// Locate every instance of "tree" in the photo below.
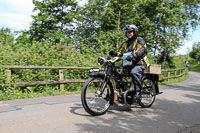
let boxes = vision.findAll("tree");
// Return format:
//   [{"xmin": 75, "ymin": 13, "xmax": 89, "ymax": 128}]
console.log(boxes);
[
  {"xmin": 0, "ymin": 27, "xmax": 14, "ymax": 46},
  {"xmin": 14, "ymin": 30, "xmax": 32, "ymax": 48},
  {"xmin": 134, "ymin": 0, "xmax": 200, "ymax": 63},
  {"xmin": 27, "ymin": 0, "xmax": 200, "ymax": 66},
  {"xmin": 75, "ymin": 0, "xmax": 137, "ymax": 53},
  {"xmin": 30, "ymin": 0, "xmax": 80, "ymax": 43},
  {"xmin": 77, "ymin": 0, "xmax": 200, "ymax": 64},
  {"xmin": 189, "ymin": 42, "xmax": 200, "ymax": 61}
]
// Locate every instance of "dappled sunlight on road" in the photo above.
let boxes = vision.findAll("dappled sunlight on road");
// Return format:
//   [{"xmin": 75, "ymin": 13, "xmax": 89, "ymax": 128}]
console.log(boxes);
[{"xmin": 159, "ymin": 89, "xmax": 200, "ymax": 104}]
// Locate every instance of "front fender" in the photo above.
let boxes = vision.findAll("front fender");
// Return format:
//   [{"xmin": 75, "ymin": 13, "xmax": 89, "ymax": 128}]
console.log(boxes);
[{"xmin": 89, "ymin": 73, "xmax": 106, "ymax": 79}]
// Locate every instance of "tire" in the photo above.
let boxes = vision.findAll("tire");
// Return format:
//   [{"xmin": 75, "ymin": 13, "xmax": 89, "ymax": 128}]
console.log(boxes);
[
  {"xmin": 138, "ymin": 78, "xmax": 156, "ymax": 108},
  {"xmin": 81, "ymin": 77, "xmax": 114, "ymax": 116}
]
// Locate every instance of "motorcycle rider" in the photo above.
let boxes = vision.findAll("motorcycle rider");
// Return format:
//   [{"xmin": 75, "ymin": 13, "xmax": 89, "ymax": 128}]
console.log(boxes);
[{"xmin": 118, "ymin": 24, "xmax": 150, "ymax": 100}]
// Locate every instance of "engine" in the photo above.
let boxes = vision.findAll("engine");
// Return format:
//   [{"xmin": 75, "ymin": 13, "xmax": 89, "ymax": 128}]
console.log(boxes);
[{"xmin": 123, "ymin": 90, "xmax": 136, "ymax": 105}]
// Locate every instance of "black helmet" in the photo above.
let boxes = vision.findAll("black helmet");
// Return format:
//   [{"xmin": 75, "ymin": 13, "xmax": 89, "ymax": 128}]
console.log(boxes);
[{"xmin": 124, "ymin": 24, "xmax": 138, "ymax": 37}]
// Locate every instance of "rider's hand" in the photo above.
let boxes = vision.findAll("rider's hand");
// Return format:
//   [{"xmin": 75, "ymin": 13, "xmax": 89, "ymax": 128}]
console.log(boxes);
[
  {"xmin": 126, "ymin": 55, "xmax": 133, "ymax": 61},
  {"xmin": 126, "ymin": 53, "xmax": 137, "ymax": 61},
  {"xmin": 109, "ymin": 51, "xmax": 117, "ymax": 57}
]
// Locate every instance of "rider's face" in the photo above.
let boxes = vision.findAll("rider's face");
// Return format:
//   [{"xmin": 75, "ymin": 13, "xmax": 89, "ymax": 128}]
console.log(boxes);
[{"xmin": 126, "ymin": 31, "xmax": 134, "ymax": 38}]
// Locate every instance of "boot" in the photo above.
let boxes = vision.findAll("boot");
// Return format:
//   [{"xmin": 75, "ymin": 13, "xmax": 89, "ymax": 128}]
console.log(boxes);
[{"xmin": 133, "ymin": 91, "xmax": 141, "ymax": 101}]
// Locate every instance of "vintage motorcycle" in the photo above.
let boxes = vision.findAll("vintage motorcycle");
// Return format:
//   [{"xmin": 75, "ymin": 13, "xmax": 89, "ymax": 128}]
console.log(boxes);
[{"xmin": 81, "ymin": 52, "xmax": 161, "ymax": 116}]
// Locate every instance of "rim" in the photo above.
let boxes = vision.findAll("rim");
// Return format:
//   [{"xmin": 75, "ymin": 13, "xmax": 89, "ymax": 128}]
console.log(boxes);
[
  {"xmin": 85, "ymin": 78, "xmax": 111, "ymax": 113},
  {"xmin": 140, "ymin": 79, "xmax": 155, "ymax": 105},
  {"xmin": 140, "ymin": 87, "xmax": 155, "ymax": 105}
]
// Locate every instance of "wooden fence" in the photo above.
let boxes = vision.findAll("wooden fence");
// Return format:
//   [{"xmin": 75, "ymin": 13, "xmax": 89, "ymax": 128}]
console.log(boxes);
[
  {"xmin": 1, "ymin": 65, "xmax": 187, "ymax": 89},
  {"xmin": 159, "ymin": 68, "xmax": 186, "ymax": 81}
]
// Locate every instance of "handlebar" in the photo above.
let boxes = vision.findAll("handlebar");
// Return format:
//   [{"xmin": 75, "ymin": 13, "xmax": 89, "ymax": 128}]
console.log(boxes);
[{"xmin": 98, "ymin": 56, "xmax": 125, "ymax": 66}]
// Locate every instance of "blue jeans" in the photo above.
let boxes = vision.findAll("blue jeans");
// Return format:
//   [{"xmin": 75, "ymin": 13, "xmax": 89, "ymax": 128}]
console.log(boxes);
[{"xmin": 130, "ymin": 65, "xmax": 145, "ymax": 92}]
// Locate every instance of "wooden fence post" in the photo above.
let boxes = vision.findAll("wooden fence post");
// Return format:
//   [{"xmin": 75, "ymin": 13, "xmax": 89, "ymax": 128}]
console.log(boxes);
[
  {"xmin": 59, "ymin": 70, "xmax": 64, "ymax": 90},
  {"xmin": 182, "ymin": 69, "xmax": 185, "ymax": 77},
  {"xmin": 6, "ymin": 70, "xmax": 11, "ymax": 84},
  {"xmin": 175, "ymin": 70, "xmax": 177, "ymax": 77},
  {"xmin": 168, "ymin": 71, "xmax": 170, "ymax": 81}
]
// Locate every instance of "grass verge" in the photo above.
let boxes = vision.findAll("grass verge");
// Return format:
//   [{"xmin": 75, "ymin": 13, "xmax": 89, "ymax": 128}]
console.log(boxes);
[
  {"xmin": 190, "ymin": 64, "xmax": 200, "ymax": 72},
  {"xmin": 159, "ymin": 72, "xmax": 189, "ymax": 85},
  {"xmin": 0, "ymin": 88, "xmax": 81, "ymax": 101}
]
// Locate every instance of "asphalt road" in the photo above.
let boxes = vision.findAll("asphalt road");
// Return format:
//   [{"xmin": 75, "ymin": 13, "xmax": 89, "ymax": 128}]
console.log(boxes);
[{"xmin": 0, "ymin": 71, "xmax": 200, "ymax": 133}]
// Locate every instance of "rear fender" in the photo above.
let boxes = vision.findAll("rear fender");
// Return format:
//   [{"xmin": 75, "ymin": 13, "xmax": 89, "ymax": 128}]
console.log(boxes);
[{"xmin": 142, "ymin": 74, "xmax": 160, "ymax": 95}]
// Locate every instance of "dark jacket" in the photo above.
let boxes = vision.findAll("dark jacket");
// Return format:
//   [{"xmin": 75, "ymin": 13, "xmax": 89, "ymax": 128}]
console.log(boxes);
[{"xmin": 118, "ymin": 37, "xmax": 149, "ymax": 66}]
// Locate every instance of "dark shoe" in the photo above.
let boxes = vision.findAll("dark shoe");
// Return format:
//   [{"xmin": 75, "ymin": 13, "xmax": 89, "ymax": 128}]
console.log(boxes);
[
  {"xmin": 112, "ymin": 101, "xmax": 119, "ymax": 107},
  {"xmin": 133, "ymin": 92, "xmax": 141, "ymax": 101}
]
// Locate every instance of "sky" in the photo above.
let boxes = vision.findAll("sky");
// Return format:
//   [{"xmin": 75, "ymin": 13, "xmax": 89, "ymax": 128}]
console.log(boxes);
[{"xmin": 0, "ymin": 0, "xmax": 199, "ymax": 55}]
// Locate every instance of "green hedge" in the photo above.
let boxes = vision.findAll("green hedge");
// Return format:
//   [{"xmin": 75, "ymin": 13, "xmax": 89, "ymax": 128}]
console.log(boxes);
[{"xmin": 0, "ymin": 42, "xmax": 101, "ymax": 98}]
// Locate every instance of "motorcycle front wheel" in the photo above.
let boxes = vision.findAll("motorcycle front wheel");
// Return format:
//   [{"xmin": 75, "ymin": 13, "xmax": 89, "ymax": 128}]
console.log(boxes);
[{"xmin": 81, "ymin": 77, "xmax": 114, "ymax": 116}]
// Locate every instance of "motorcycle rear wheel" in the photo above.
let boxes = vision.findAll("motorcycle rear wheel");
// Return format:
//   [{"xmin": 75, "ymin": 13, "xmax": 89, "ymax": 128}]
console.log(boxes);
[
  {"xmin": 138, "ymin": 78, "xmax": 156, "ymax": 108},
  {"xmin": 81, "ymin": 77, "xmax": 113, "ymax": 116}
]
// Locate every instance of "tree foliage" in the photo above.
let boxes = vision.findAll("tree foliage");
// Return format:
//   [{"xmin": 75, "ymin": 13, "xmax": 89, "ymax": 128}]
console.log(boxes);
[
  {"xmin": 5, "ymin": 0, "xmax": 200, "ymax": 64},
  {"xmin": 76, "ymin": 0, "xmax": 200, "ymax": 64},
  {"xmin": 0, "ymin": 27, "xmax": 14, "ymax": 46},
  {"xmin": 189, "ymin": 42, "xmax": 200, "ymax": 61},
  {"xmin": 30, "ymin": 0, "xmax": 80, "ymax": 43},
  {"xmin": 23, "ymin": 0, "xmax": 200, "ymax": 61}
]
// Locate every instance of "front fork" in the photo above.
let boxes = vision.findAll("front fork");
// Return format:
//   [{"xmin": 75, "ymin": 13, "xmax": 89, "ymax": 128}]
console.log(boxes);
[
  {"xmin": 89, "ymin": 73, "xmax": 114, "ymax": 104},
  {"xmin": 99, "ymin": 74, "xmax": 111, "ymax": 96}
]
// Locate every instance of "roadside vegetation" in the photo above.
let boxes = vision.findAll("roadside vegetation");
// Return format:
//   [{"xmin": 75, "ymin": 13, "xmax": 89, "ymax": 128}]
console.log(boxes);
[
  {"xmin": 0, "ymin": 0, "xmax": 199, "ymax": 100},
  {"xmin": 189, "ymin": 42, "xmax": 200, "ymax": 72},
  {"xmin": 159, "ymin": 70, "xmax": 189, "ymax": 85},
  {"xmin": 190, "ymin": 64, "xmax": 200, "ymax": 72}
]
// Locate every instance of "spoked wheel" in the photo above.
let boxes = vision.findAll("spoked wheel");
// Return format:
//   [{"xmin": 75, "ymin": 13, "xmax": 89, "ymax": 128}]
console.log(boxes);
[
  {"xmin": 138, "ymin": 78, "xmax": 156, "ymax": 108},
  {"xmin": 81, "ymin": 77, "xmax": 114, "ymax": 116}
]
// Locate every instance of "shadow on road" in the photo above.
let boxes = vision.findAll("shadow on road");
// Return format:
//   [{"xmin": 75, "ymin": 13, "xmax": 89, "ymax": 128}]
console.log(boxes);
[
  {"xmin": 70, "ymin": 98, "xmax": 200, "ymax": 133},
  {"xmin": 69, "ymin": 87, "xmax": 200, "ymax": 133},
  {"xmin": 69, "ymin": 72, "xmax": 200, "ymax": 133},
  {"xmin": 70, "ymin": 103, "xmax": 92, "ymax": 117}
]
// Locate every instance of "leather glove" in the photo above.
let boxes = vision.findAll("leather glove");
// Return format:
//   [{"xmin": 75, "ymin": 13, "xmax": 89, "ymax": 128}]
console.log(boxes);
[
  {"xmin": 126, "ymin": 53, "xmax": 137, "ymax": 61},
  {"xmin": 126, "ymin": 55, "xmax": 133, "ymax": 61},
  {"xmin": 109, "ymin": 51, "xmax": 117, "ymax": 57}
]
